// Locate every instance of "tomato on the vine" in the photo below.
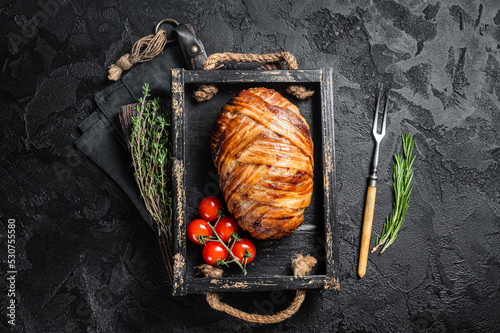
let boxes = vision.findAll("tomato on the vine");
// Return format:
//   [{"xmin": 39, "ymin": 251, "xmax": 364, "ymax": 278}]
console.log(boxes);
[
  {"xmin": 232, "ymin": 238, "xmax": 256, "ymax": 264},
  {"xmin": 215, "ymin": 216, "xmax": 239, "ymax": 242},
  {"xmin": 203, "ymin": 241, "xmax": 228, "ymax": 265},
  {"xmin": 187, "ymin": 219, "xmax": 213, "ymax": 245},
  {"xmin": 199, "ymin": 196, "xmax": 222, "ymax": 221}
]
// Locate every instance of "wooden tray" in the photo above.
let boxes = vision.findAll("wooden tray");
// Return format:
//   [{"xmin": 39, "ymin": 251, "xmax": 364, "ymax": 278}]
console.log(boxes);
[{"xmin": 170, "ymin": 68, "xmax": 338, "ymax": 295}]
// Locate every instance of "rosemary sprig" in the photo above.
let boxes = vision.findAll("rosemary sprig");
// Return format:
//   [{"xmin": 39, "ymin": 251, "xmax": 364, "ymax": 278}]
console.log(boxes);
[
  {"xmin": 372, "ymin": 133, "xmax": 415, "ymax": 254},
  {"xmin": 130, "ymin": 83, "xmax": 173, "ymax": 276}
]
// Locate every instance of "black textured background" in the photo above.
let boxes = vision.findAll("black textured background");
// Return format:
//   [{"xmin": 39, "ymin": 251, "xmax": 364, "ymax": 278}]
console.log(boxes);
[{"xmin": 1, "ymin": 0, "xmax": 500, "ymax": 332}]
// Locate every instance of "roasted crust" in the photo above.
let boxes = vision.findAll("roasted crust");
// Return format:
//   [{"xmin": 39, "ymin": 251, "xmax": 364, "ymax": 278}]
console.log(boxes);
[{"xmin": 211, "ymin": 88, "xmax": 313, "ymax": 239}]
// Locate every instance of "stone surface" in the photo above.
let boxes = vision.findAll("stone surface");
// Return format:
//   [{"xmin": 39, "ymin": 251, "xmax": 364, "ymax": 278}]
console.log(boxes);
[{"xmin": 1, "ymin": 0, "xmax": 500, "ymax": 332}]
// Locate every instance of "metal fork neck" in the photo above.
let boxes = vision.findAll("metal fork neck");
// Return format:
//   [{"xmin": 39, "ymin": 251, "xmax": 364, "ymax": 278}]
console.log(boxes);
[
  {"xmin": 368, "ymin": 141, "xmax": 380, "ymax": 187},
  {"xmin": 367, "ymin": 177, "xmax": 377, "ymax": 187}
]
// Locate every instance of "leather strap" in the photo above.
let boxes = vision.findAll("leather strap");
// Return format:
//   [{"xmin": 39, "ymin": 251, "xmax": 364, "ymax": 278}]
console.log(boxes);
[{"xmin": 174, "ymin": 24, "xmax": 207, "ymax": 70}]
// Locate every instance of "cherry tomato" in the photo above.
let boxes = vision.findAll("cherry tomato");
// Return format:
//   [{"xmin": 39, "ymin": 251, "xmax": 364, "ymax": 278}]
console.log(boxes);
[
  {"xmin": 232, "ymin": 238, "xmax": 256, "ymax": 264},
  {"xmin": 187, "ymin": 219, "xmax": 213, "ymax": 245},
  {"xmin": 199, "ymin": 196, "xmax": 222, "ymax": 221},
  {"xmin": 215, "ymin": 216, "xmax": 239, "ymax": 242},
  {"xmin": 202, "ymin": 241, "xmax": 228, "ymax": 265}
]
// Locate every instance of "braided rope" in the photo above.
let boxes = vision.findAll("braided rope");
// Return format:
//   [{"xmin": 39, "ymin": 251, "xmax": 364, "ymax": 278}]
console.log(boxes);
[
  {"xmin": 203, "ymin": 52, "xmax": 298, "ymax": 70},
  {"xmin": 108, "ymin": 30, "xmax": 168, "ymax": 81}
]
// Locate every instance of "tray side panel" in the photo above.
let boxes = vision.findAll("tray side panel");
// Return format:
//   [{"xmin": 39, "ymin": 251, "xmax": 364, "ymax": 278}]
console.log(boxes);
[
  {"xmin": 187, "ymin": 276, "xmax": 325, "ymax": 293},
  {"xmin": 320, "ymin": 68, "xmax": 340, "ymax": 290},
  {"xmin": 184, "ymin": 69, "xmax": 321, "ymax": 84},
  {"xmin": 171, "ymin": 69, "xmax": 188, "ymax": 296}
]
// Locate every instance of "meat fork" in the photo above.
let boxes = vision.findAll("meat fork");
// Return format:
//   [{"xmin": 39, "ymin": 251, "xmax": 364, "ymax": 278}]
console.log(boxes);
[{"xmin": 358, "ymin": 84, "xmax": 389, "ymax": 278}]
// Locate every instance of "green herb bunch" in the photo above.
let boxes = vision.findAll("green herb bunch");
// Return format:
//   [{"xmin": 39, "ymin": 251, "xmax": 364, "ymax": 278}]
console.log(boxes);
[
  {"xmin": 372, "ymin": 133, "xmax": 415, "ymax": 254},
  {"xmin": 130, "ymin": 83, "xmax": 173, "ymax": 274}
]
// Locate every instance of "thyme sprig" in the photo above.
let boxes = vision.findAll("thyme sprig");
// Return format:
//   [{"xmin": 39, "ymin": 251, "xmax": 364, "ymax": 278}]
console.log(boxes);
[
  {"xmin": 372, "ymin": 133, "xmax": 415, "ymax": 254},
  {"xmin": 130, "ymin": 83, "xmax": 173, "ymax": 275}
]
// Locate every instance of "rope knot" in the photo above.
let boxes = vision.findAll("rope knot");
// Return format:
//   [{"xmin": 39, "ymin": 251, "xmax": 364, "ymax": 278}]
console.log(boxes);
[
  {"xmin": 116, "ymin": 53, "xmax": 133, "ymax": 70},
  {"xmin": 196, "ymin": 264, "xmax": 223, "ymax": 278},
  {"xmin": 291, "ymin": 254, "xmax": 317, "ymax": 278},
  {"xmin": 193, "ymin": 84, "xmax": 219, "ymax": 102},
  {"xmin": 286, "ymin": 84, "xmax": 315, "ymax": 100}
]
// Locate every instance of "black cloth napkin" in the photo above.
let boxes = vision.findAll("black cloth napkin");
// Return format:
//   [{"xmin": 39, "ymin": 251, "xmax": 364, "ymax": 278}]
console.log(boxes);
[{"xmin": 75, "ymin": 24, "xmax": 206, "ymax": 229}]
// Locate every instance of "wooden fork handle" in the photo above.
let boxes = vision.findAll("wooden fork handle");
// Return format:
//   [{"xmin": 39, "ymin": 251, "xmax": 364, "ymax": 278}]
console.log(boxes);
[{"xmin": 358, "ymin": 185, "xmax": 377, "ymax": 278}]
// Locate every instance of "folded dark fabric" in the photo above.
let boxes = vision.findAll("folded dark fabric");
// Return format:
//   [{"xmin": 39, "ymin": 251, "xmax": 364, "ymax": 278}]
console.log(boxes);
[
  {"xmin": 75, "ymin": 23, "xmax": 206, "ymax": 229},
  {"xmin": 76, "ymin": 114, "xmax": 152, "ymax": 224}
]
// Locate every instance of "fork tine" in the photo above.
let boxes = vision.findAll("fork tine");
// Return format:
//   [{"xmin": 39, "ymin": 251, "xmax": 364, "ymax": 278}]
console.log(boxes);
[
  {"xmin": 373, "ymin": 84, "xmax": 383, "ymax": 135},
  {"xmin": 372, "ymin": 109, "xmax": 378, "ymax": 135},
  {"xmin": 375, "ymin": 83, "xmax": 382, "ymax": 112},
  {"xmin": 380, "ymin": 94, "xmax": 389, "ymax": 137}
]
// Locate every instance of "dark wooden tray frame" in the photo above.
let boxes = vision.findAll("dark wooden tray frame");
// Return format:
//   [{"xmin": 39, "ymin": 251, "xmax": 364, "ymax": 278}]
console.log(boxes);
[{"xmin": 171, "ymin": 68, "xmax": 338, "ymax": 295}]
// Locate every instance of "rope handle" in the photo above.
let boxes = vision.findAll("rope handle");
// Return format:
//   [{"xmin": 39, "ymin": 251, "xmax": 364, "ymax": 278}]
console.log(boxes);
[
  {"xmin": 197, "ymin": 254, "xmax": 317, "ymax": 324},
  {"xmin": 202, "ymin": 52, "xmax": 298, "ymax": 71},
  {"xmin": 193, "ymin": 52, "xmax": 315, "ymax": 102}
]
